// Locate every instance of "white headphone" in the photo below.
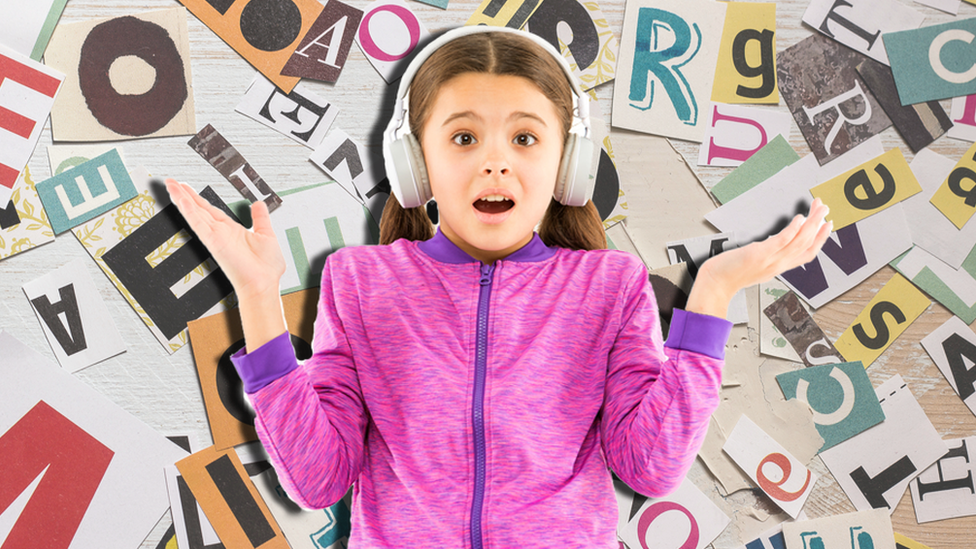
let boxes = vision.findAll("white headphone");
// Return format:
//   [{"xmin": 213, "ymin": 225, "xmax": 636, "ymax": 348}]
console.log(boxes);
[{"xmin": 382, "ymin": 25, "xmax": 596, "ymax": 209}]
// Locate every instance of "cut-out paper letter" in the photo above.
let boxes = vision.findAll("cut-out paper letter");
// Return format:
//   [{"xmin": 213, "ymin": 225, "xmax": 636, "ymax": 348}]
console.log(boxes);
[
  {"xmin": 783, "ymin": 509, "xmax": 895, "ymax": 549},
  {"xmin": 356, "ymin": 0, "xmax": 429, "ymax": 83},
  {"xmin": 809, "ymin": 147, "xmax": 921, "ymax": 230},
  {"xmin": 466, "ymin": 0, "xmax": 545, "ymax": 28},
  {"xmin": 189, "ymin": 124, "xmax": 283, "ymax": 212},
  {"xmin": 698, "ymin": 103, "xmax": 791, "ymax": 167},
  {"xmin": 0, "ymin": 43, "xmax": 63, "ymax": 205},
  {"xmin": 611, "ymin": 0, "xmax": 726, "ymax": 143},
  {"xmin": 72, "ymin": 169, "xmax": 236, "ymax": 352},
  {"xmin": 0, "ymin": 330, "xmax": 189, "ymax": 549},
  {"xmin": 833, "ymin": 273, "xmax": 929, "ymax": 368},
  {"xmin": 777, "ymin": 34, "xmax": 891, "ymax": 165},
  {"xmin": 619, "ymin": 477, "xmax": 730, "ymax": 549},
  {"xmin": 776, "ymin": 361, "xmax": 885, "ymax": 451},
  {"xmin": 884, "ymin": 16, "xmax": 976, "ymax": 105},
  {"xmin": 176, "ymin": 0, "xmax": 322, "ymax": 93},
  {"xmin": 310, "ymin": 128, "xmax": 389, "ymax": 226},
  {"xmin": 711, "ymin": 2, "xmax": 778, "ymax": 104},
  {"xmin": 236, "ymin": 76, "xmax": 338, "ymax": 150},
  {"xmin": 34, "ymin": 149, "xmax": 137, "ymax": 234},
  {"xmin": 176, "ymin": 446, "xmax": 289, "ymax": 549},
  {"xmin": 722, "ymin": 414, "xmax": 817, "ymax": 518},
  {"xmin": 22, "ymin": 258, "xmax": 125, "ymax": 373},
  {"xmin": 187, "ymin": 289, "xmax": 317, "ymax": 450},
  {"xmin": 524, "ymin": 0, "xmax": 619, "ymax": 91},
  {"xmin": 45, "ymin": 8, "xmax": 195, "ymax": 141},
  {"xmin": 802, "ymin": 0, "xmax": 923, "ymax": 65},
  {"xmin": 280, "ymin": 0, "xmax": 362, "ymax": 83},
  {"xmin": 949, "ymin": 94, "xmax": 976, "ymax": 143},
  {"xmin": 909, "ymin": 436, "xmax": 976, "ymax": 523},
  {"xmin": 921, "ymin": 316, "xmax": 976, "ymax": 418},
  {"xmin": 930, "ymin": 141, "xmax": 976, "ymax": 229},
  {"xmin": 819, "ymin": 375, "xmax": 948, "ymax": 513}
]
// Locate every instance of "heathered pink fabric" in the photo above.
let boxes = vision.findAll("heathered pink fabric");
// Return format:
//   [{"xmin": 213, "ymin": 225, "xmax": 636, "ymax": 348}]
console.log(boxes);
[{"xmin": 237, "ymin": 236, "xmax": 726, "ymax": 548}]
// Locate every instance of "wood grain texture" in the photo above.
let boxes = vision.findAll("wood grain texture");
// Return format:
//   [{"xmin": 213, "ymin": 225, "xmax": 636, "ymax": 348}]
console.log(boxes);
[{"xmin": 2, "ymin": 0, "xmax": 975, "ymax": 547}]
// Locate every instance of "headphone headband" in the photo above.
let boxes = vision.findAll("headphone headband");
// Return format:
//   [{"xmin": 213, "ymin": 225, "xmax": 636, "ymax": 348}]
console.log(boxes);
[{"xmin": 383, "ymin": 25, "xmax": 596, "ymax": 209}]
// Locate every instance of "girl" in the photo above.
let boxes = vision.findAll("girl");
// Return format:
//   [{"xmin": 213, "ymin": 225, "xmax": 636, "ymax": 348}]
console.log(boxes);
[{"xmin": 166, "ymin": 27, "xmax": 830, "ymax": 548}]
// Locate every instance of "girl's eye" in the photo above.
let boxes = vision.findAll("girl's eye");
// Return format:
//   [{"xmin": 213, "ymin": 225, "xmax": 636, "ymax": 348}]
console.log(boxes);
[
  {"xmin": 452, "ymin": 133, "xmax": 476, "ymax": 146},
  {"xmin": 514, "ymin": 133, "xmax": 537, "ymax": 146}
]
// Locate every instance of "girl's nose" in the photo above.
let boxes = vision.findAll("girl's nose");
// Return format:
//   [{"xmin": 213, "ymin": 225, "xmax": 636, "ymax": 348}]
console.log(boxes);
[{"xmin": 481, "ymin": 142, "xmax": 511, "ymax": 177}]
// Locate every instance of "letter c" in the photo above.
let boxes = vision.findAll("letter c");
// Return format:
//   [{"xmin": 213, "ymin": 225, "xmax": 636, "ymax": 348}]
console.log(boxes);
[
  {"xmin": 795, "ymin": 366, "xmax": 856, "ymax": 426},
  {"xmin": 929, "ymin": 29, "xmax": 976, "ymax": 84}
]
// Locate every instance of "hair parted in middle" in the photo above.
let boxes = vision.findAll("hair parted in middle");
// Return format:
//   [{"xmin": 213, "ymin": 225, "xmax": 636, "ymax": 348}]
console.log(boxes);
[{"xmin": 378, "ymin": 30, "xmax": 606, "ymax": 252}]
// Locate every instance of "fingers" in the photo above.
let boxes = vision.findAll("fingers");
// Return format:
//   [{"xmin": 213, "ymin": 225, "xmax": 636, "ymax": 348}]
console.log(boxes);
[{"xmin": 250, "ymin": 199, "xmax": 274, "ymax": 237}]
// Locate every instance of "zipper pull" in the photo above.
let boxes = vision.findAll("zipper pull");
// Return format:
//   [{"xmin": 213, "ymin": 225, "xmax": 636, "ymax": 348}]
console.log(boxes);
[{"xmin": 479, "ymin": 263, "xmax": 494, "ymax": 286}]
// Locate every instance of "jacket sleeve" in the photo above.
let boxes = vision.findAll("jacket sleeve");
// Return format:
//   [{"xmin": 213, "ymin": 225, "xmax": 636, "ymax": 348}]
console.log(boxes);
[
  {"xmin": 230, "ymin": 260, "xmax": 368, "ymax": 510},
  {"xmin": 601, "ymin": 263, "xmax": 731, "ymax": 497}
]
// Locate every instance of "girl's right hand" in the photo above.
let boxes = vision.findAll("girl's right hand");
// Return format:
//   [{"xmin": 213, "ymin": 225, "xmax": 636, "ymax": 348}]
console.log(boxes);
[{"xmin": 165, "ymin": 179, "xmax": 286, "ymax": 302}]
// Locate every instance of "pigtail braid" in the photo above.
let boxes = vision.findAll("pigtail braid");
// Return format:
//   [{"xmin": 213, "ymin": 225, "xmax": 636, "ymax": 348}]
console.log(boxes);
[
  {"xmin": 538, "ymin": 199, "xmax": 607, "ymax": 251},
  {"xmin": 379, "ymin": 194, "xmax": 435, "ymax": 245}
]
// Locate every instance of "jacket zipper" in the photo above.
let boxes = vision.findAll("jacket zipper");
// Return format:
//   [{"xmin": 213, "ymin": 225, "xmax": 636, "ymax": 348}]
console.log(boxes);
[{"xmin": 471, "ymin": 261, "xmax": 495, "ymax": 549}]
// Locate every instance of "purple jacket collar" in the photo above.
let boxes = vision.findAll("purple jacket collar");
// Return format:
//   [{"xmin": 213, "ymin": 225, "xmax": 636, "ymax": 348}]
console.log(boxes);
[{"xmin": 418, "ymin": 228, "xmax": 557, "ymax": 264}]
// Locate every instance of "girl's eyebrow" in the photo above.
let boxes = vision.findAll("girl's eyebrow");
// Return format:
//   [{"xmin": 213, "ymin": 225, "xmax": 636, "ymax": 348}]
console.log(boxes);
[{"xmin": 440, "ymin": 111, "xmax": 548, "ymax": 127}]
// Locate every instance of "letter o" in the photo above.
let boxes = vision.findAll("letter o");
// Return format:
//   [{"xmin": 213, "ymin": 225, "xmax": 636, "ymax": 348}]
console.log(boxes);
[
  {"xmin": 357, "ymin": 4, "xmax": 421, "ymax": 62},
  {"xmin": 78, "ymin": 16, "xmax": 188, "ymax": 136},
  {"xmin": 636, "ymin": 501, "xmax": 699, "ymax": 549},
  {"xmin": 929, "ymin": 29, "xmax": 976, "ymax": 84}
]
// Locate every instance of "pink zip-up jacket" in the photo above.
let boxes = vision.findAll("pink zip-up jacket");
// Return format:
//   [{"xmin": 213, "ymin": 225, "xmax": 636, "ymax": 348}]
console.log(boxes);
[{"xmin": 232, "ymin": 230, "xmax": 731, "ymax": 548}]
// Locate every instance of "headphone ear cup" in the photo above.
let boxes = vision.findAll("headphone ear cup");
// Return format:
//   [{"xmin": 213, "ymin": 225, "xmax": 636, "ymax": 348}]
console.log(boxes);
[
  {"xmin": 403, "ymin": 133, "xmax": 431, "ymax": 205},
  {"xmin": 554, "ymin": 133, "xmax": 596, "ymax": 207},
  {"xmin": 387, "ymin": 133, "xmax": 431, "ymax": 209}
]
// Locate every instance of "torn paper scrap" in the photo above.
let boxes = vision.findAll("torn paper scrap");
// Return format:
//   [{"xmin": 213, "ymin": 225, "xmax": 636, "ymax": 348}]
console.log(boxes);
[
  {"xmin": 759, "ymin": 280, "xmax": 803, "ymax": 362},
  {"xmin": 891, "ymin": 244, "xmax": 976, "ymax": 324},
  {"xmin": 949, "ymin": 94, "xmax": 976, "ymax": 143},
  {"xmin": 763, "ymin": 290, "xmax": 843, "ymax": 367},
  {"xmin": 776, "ymin": 361, "xmax": 884, "ymax": 452},
  {"xmin": 524, "ymin": 0, "xmax": 619, "ymax": 91},
  {"xmin": 905, "ymin": 148, "xmax": 976, "ymax": 270},
  {"xmin": 309, "ymin": 128, "xmax": 389, "ymax": 226},
  {"xmin": 884, "ymin": 16, "xmax": 976, "ymax": 105},
  {"xmin": 711, "ymin": 135, "xmax": 799, "ymax": 205}
]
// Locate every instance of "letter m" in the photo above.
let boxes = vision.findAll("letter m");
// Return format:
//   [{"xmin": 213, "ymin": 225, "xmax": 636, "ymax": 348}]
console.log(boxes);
[{"xmin": 0, "ymin": 401, "xmax": 114, "ymax": 548}]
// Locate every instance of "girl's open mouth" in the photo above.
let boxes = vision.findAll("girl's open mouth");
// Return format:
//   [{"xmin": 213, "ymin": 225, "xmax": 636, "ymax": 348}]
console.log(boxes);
[{"xmin": 473, "ymin": 196, "xmax": 514, "ymax": 214}]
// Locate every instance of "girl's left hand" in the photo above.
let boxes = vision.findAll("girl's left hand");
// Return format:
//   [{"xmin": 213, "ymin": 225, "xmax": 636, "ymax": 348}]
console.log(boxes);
[{"xmin": 685, "ymin": 198, "xmax": 832, "ymax": 318}]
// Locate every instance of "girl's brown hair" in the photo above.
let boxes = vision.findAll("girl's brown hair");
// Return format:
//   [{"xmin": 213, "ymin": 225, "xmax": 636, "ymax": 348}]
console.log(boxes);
[{"xmin": 378, "ymin": 31, "xmax": 606, "ymax": 251}]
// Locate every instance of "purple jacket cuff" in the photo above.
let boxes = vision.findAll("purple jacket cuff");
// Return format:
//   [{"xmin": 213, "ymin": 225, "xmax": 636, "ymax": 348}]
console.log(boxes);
[
  {"xmin": 230, "ymin": 332, "xmax": 299, "ymax": 394},
  {"xmin": 665, "ymin": 308, "xmax": 733, "ymax": 360}
]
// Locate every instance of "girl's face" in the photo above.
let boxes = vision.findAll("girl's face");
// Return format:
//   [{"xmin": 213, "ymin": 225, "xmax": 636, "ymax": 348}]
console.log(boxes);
[{"xmin": 421, "ymin": 72, "xmax": 565, "ymax": 264}]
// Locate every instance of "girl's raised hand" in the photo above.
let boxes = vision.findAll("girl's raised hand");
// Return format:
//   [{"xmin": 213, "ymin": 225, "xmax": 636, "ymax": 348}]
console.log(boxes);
[
  {"xmin": 686, "ymin": 198, "xmax": 832, "ymax": 319},
  {"xmin": 165, "ymin": 179, "xmax": 286, "ymax": 302}
]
